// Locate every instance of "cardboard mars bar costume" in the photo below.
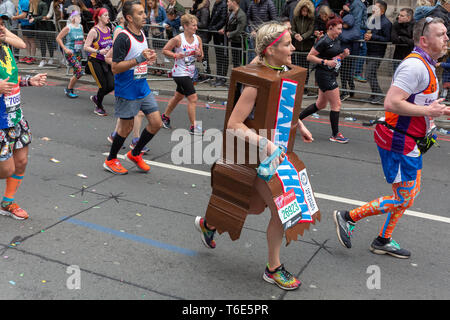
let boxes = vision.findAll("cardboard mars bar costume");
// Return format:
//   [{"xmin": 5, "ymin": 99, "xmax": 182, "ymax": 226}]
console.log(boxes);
[{"xmin": 204, "ymin": 63, "xmax": 321, "ymax": 246}]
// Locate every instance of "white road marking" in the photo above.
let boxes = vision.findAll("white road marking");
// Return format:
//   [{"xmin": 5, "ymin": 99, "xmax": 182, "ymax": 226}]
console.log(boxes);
[{"xmin": 106, "ymin": 153, "xmax": 450, "ymax": 224}]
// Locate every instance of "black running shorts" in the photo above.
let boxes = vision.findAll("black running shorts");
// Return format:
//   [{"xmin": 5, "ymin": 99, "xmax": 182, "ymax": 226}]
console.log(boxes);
[
  {"xmin": 315, "ymin": 68, "xmax": 339, "ymax": 92},
  {"xmin": 173, "ymin": 76, "xmax": 196, "ymax": 97}
]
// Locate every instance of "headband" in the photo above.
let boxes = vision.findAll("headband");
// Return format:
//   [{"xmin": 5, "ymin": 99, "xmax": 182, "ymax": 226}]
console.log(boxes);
[
  {"xmin": 261, "ymin": 30, "xmax": 288, "ymax": 55},
  {"xmin": 94, "ymin": 7, "xmax": 108, "ymax": 24},
  {"xmin": 70, "ymin": 10, "xmax": 80, "ymax": 18},
  {"xmin": 98, "ymin": 8, "xmax": 108, "ymax": 17}
]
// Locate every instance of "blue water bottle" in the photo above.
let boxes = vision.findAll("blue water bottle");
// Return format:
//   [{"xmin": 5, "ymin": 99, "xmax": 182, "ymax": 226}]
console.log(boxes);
[{"xmin": 257, "ymin": 146, "xmax": 285, "ymax": 182}]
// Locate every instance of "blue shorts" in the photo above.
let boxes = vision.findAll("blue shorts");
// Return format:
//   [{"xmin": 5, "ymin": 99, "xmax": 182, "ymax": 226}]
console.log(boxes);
[
  {"xmin": 114, "ymin": 92, "xmax": 159, "ymax": 119},
  {"xmin": 377, "ymin": 146, "xmax": 422, "ymax": 184}
]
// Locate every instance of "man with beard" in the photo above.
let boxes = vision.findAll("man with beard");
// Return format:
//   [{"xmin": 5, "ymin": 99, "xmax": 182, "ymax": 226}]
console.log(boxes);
[{"xmin": 334, "ymin": 17, "xmax": 450, "ymax": 259}]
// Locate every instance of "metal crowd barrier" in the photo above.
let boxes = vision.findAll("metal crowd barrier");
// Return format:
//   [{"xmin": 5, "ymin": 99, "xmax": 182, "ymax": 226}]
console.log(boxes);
[{"xmin": 9, "ymin": 25, "xmax": 450, "ymax": 109}]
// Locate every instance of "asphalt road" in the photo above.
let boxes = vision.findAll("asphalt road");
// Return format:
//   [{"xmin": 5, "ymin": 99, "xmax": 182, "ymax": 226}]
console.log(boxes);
[{"xmin": 0, "ymin": 81, "xmax": 449, "ymax": 303}]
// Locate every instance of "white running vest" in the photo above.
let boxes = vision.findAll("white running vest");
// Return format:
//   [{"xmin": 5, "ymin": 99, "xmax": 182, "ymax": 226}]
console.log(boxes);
[
  {"xmin": 121, "ymin": 29, "xmax": 149, "ymax": 79},
  {"xmin": 171, "ymin": 33, "xmax": 199, "ymax": 78}
]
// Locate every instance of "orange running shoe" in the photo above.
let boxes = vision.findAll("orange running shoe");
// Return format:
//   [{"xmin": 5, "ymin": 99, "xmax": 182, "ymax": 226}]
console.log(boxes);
[
  {"xmin": 103, "ymin": 158, "xmax": 128, "ymax": 175},
  {"xmin": 126, "ymin": 151, "xmax": 150, "ymax": 172},
  {"xmin": 1, "ymin": 202, "xmax": 29, "ymax": 220}
]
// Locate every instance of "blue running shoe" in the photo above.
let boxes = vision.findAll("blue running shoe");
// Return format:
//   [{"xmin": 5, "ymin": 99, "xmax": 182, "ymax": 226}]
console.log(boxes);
[
  {"xmin": 129, "ymin": 137, "xmax": 149, "ymax": 154},
  {"xmin": 329, "ymin": 132, "xmax": 349, "ymax": 144},
  {"xmin": 64, "ymin": 88, "xmax": 78, "ymax": 98}
]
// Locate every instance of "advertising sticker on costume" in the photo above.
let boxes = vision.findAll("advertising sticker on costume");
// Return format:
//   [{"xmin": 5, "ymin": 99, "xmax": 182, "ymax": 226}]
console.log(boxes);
[
  {"xmin": 274, "ymin": 189, "xmax": 303, "ymax": 231},
  {"xmin": 298, "ymin": 168, "xmax": 319, "ymax": 216}
]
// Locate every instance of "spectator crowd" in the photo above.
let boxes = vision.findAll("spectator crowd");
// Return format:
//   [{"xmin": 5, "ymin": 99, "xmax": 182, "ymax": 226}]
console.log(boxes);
[{"xmin": 1, "ymin": 0, "xmax": 450, "ymax": 100}]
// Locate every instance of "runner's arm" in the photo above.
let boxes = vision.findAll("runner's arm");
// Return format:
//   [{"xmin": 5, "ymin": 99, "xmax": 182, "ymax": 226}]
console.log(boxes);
[
  {"xmin": 227, "ymin": 86, "xmax": 281, "ymax": 158},
  {"xmin": 83, "ymin": 28, "xmax": 98, "ymax": 54},
  {"xmin": 162, "ymin": 36, "xmax": 181, "ymax": 59},
  {"xmin": 196, "ymin": 36, "xmax": 203, "ymax": 61},
  {"xmin": 307, "ymin": 46, "xmax": 334, "ymax": 67},
  {"xmin": 56, "ymin": 27, "xmax": 70, "ymax": 53},
  {"xmin": 0, "ymin": 25, "xmax": 26, "ymax": 49},
  {"xmin": 384, "ymin": 85, "xmax": 446, "ymax": 117},
  {"xmin": 297, "ymin": 120, "xmax": 314, "ymax": 143}
]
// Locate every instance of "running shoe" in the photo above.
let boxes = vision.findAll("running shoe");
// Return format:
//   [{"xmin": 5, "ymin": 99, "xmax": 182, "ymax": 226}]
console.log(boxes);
[
  {"xmin": 354, "ymin": 75, "xmax": 367, "ymax": 83},
  {"xmin": 194, "ymin": 216, "xmax": 216, "ymax": 249},
  {"xmin": 263, "ymin": 264, "xmax": 301, "ymax": 291},
  {"xmin": 370, "ymin": 238, "xmax": 411, "ymax": 259},
  {"xmin": 90, "ymin": 95, "xmax": 98, "ymax": 106},
  {"xmin": 107, "ymin": 132, "xmax": 116, "ymax": 144},
  {"xmin": 126, "ymin": 150, "xmax": 150, "ymax": 172},
  {"xmin": 369, "ymin": 95, "xmax": 384, "ymax": 105},
  {"xmin": 27, "ymin": 57, "xmax": 36, "ymax": 64},
  {"xmin": 39, "ymin": 60, "xmax": 47, "ymax": 68},
  {"xmin": 340, "ymin": 92, "xmax": 351, "ymax": 101},
  {"xmin": 0, "ymin": 202, "xmax": 29, "ymax": 220},
  {"xmin": 189, "ymin": 124, "xmax": 204, "ymax": 136},
  {"xmin": 64, "ymin": 88, "xmax": 78, "ymax": 99},
  {"xmin": 129, "ymin": 137, "xmax": 150, "ymax": 154},
  {"xmin": 94, "ymin": 106, "xmax": 107, "ymax": 116},
  {"xmin": 161, "ymin": 113, "xmax": 171, "ymax": 129},
  {"xmin": 333, "ymin": 210, "xmax": 356, "ymax": 249},
  {"xmin": 329, "ymin": 132, "xmax": 349, "ymax": 144},
  {"xmin": 103, "ymin": 158, "xmax": 128, "ymax": 175}
]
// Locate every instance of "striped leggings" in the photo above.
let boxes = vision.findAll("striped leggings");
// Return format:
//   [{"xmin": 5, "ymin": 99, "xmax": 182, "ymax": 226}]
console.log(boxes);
[{"xmin": 349, "ymin": 170, "xmax": 421, "ymax": 239}]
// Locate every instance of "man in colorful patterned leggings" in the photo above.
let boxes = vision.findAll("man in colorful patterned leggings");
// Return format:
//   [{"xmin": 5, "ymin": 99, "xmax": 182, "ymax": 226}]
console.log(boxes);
[{"xmin": 333, "ymin": 17, "xmax": 450, "ymax": 259}]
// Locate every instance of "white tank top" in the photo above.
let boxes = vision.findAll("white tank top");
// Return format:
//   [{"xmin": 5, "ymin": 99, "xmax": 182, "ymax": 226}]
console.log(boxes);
[
  {"xmin": 172, "ymin": 33, "xmax": 199, "ymax": 78},
  {"xmin": 121, "ymin": 29, "xmax": 149, "ymax": 80}
]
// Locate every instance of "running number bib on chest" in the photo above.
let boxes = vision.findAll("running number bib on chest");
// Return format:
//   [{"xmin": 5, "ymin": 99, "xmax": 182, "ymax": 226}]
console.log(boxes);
[
  {"xmin": 4, "ymin": 83, "xmax": 20, "ymax": 113},
  {"xmin": 274, "ymin": 189, "xmax": 303, "ymax": 230},
  {"xmin": 134, "ymin": 62, "xmax": 148, "ymax": 79},
  {"xmin": 74, "ymin": 40, "xmax": 83, "ymax": 52}
]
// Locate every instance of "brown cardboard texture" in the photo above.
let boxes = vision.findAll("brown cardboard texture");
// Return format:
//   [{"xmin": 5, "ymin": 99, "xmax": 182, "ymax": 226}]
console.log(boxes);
[{"xmin": 204, "ymin": 64, "xmax": 320, "ymax": 245}]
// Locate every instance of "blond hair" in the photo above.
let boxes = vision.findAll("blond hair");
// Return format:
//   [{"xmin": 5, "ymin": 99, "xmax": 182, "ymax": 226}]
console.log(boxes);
[
  {"xmin": 417, "ymin": 0, "xmax": 432, "ymax": 6},
  {"xmin": 318, "ymin": 5, "xmax": 332, "ymax": 17},
  {"xmin": 180, "ymin": 13, "xmax": 198, "ymax": 27},
  {"xmin": 255, "ymin": 22, "xmax": 288, "ymax": 59}
]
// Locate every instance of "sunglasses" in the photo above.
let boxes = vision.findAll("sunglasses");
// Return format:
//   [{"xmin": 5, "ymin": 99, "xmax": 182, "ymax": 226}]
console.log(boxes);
[{"xmin": 421, "ymin": 16, "xmax": 434, "ymax": 36}]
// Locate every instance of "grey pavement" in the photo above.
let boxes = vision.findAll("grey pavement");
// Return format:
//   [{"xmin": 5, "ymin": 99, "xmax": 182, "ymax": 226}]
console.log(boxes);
[{"xmin": 0, "ymin": 68, "xmax": 448, "ymax": 304}]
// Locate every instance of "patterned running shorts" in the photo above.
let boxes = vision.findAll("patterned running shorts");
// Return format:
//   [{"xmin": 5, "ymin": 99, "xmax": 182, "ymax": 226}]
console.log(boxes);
[{"xmin": 0, "ymin": 119, "xmax": 32, "ymax": 162}]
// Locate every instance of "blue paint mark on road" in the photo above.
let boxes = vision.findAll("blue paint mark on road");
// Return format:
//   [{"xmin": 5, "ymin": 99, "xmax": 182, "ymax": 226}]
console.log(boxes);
[{"xmin": 62, "ymin": 217, "xmax": 197, "ymax": 257}]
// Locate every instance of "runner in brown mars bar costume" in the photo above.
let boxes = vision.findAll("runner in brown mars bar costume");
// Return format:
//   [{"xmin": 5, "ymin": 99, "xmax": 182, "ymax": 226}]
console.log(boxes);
[{"xmin": 194, "ymin": 22, "xmax": 320, "ymax": 291}]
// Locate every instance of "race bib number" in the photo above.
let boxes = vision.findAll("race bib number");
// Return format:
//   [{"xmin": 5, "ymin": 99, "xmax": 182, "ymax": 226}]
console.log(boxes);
[
  {"xmin": 274, "ymin": 189, "xmax": 303, "ymax": 231},
  {"xmin": 184, "ymin": 55, "xmax": 196, "ymax": 66},
  {"xmin": 134, "ymin": 62, "xmax": 148, "ymax": 79},
  {"xmin": 74, "ymin": 40, "xmax": 83, "ymax": 52},
  {"xmin": 4, "ymin": 83, "xmax": 20, "ymax": 113}
]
